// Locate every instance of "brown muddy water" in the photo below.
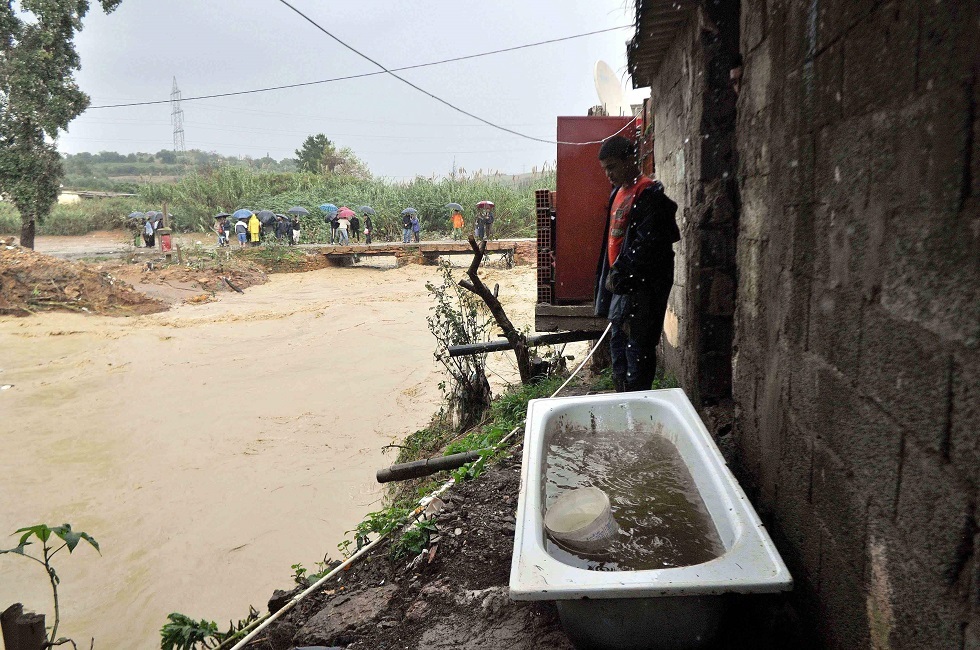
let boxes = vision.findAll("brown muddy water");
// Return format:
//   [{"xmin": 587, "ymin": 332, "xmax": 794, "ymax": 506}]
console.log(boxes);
[
  {"xmin": 0, "ymin": 262, "xmax": 544, "ymax": 649},
  {"xmin": 545, "ymin": 428, "xmax": 724, "ymax": 571}
]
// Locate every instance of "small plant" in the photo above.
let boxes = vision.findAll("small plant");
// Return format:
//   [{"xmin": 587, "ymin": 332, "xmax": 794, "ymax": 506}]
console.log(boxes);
[
  {"xmin": 160, "ymin": 607, "xmax": 261, "ymax": 650},
  {"xmin": 290, "ymin": 562, "xmax": 308, "ymax": 586},
  {"xmin": 425, "ymin": 261, "xmax": 493, "ymax": 432},
  {"xmin": 0, "ymin": 523, "xmax": 100, "ymax": 649},
  {"xmin": 160, "ymin": 613, "xmax": 218, "ymax": 650},
  {"xmin": 392, "ymin": 519, "xmax": 438, "ymax": 559}
]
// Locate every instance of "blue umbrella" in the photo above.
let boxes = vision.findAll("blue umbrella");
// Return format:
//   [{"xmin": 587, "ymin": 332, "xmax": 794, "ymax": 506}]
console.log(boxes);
[
  {"xmin": 319, "ymin": 204, "xmax": 338, "ymax": 214},
  {"xmin": 128, "ymin": 211, "xmax": 145, "ymax": 220},
  {"xmin": 400, "ymin": 207, "xmax": 417, "ymax": 215},
  {"xmin": 359, "ymin": 206, "xmax": 376, "ymax": 215},
  {"xmin": 445, "ymin": 203, "xmax": 463, "ymax": 211},
  {"xmin": 233, "ymin": 208, "xmax": 253, "ymax": 220}
]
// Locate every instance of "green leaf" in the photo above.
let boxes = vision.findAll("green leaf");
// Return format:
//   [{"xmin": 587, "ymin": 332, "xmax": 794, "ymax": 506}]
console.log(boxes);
[
  {"xmin": 0, "ymin": 542, "xmax": 30, "ymax": 555},
  {"xmin": 52, "ymin": 524, "xmax": 80, "ymax": 551},
  {"xmin": 15, "ymin": 524, "xmax": 51, "ymax": 545}
]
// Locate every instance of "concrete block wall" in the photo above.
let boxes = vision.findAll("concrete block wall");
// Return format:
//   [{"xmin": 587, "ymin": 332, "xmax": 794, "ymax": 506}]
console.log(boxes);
[
  {"xmin": 651, "ymin": 5, "xmax": 741, "ymax": 406},
  {"xmin": 734, "ymin": 1, "xmax": 980, "ymax": 647},
  {"xmin": 651, "ymin": 9, "xmax": 702, "ymax": 389}
]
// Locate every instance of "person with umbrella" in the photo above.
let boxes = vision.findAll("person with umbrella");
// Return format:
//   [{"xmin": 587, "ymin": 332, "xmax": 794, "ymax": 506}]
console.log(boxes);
[
  {"xmin": 401, "ymin": 208, "xmax": 415, "ymax": 243},
  {"xmin": 248, "ymin": 212, "xmax": 261, "ymax": 246},
  {"xmin": 128, "ymin": 212, "xmax": 145, "ymax": 247},
  {"xmin": 336, "ymin": 207, "xmax": 354, "ymax": 245},
  {"xmin": 214, "ymin": 213, "xmax": 231, "ymax": 247},
  {"xmin": 477, "ymin": 200, "xmax": 495, "ymax": 240},
  {"xmin": 446, "ymin": 203, "xmax": 464, "ymax": 240},
  {"xmin": 361, "ymin": 206, "xmax": 375, "ymax": 244},
  {"xmin": 274, "ymin": 214, "xmax": 290, "ymax": 242},
  {"xmin": 349, "ymin": 211, "xmax": 361, "ymax": 243},
  {"xmin": 411, "ymin": 212, "xmax": 421, "ymax": 243},
  {"xmin": 474, "ymin": 211, "xmax": 485, "ymax": 242},
  {"xmin": 143, "ymin": 215, "xmax": 156, "ymax": 248},
  {"xmin": 287, "ymin": 207, "xmax": 308, "ymax": 246},
  {"xmin": 234, "ymin": 215, "xmax": 249, "ymax": 248}
]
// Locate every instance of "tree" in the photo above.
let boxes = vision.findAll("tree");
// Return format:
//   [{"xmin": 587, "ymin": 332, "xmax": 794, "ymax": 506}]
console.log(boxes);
[
  {"xmin": 295, "ymin": 134, "xmax": 332, "ymax": 173},
  {"xmin": 0, "ymin": 0, "xmax": 122, "ymax": 249},
  {"xmin": 333, "ymin": 147, "xmax": 371, "ymax": 180},
  {"xmin": 156, "ymin": 149, "xmax": 177, "ymax": 164}
]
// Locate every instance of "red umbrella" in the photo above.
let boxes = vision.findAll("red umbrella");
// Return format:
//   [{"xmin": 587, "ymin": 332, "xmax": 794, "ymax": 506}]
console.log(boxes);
[
  {"xmin": 337, "ymin": 207, "xmax": 356, "ymax": 219},
  {"xmin": 476, "ymin": 200, "xmax": 494, "ymax": 209}
]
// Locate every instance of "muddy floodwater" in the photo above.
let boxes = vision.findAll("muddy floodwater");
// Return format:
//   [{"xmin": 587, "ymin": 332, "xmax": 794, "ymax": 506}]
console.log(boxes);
[
  {"xmin": 546, "ymin": 428, "xmax": 724, "ymax": 571},
  {"xmin": 0, "ymin": 261, "xmax": 541, "ymax": 649}
]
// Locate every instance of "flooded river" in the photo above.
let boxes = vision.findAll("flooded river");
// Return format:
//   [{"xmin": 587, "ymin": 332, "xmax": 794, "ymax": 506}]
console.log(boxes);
[{"xmin": 0, "ymin": 262, "xmax": 534, "ymax": 649}]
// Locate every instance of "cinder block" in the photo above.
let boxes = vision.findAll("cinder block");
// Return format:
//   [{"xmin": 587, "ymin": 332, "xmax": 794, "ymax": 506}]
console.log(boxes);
[
  {"xmin": 949, "ymin": 348, "xmax": 980, "ymax": 488},
  {"xmin": 813, "ymin": 42, "xmax": 843, "ymax": 128},
  {"xmin": 817, "ymin": 0, "xmax": 877, "ymax": 52},
  {"xmin": 813, "ymin": 115, "xmax": 873, "ymax": 212},
  {"xmin": 743, "ymin": 38, "xmax": 772, "ymax": 118},
  {"xmin": 841, "ymin": 1, "xmax": 917, "ymax": 115},
  {"xmin": 896, "ymin": 439, "xmax": 973, "ymax": 585},
  {"xmin": 781, "ymin": 0, "xmax": 809, "ymax": 72},
  {"xmin": 807, "ymin": 279, "xmax": 862, "ymax": 379},
  {"xmin": 812, "ymin": 441, "xmax": 868, "ymax": 576},
  {"xmin": 788, "ymin": 351, "xmax": 833, "ymax": 437},
  {"xmin": 817, "ymin": 530, "xmax": 871, "ymax": 648},
  {"xmin": 735, "ymin": 238, "xmax": 764, "ymax": 323},
  {"xmin": 917, "ymin": 0, "xmax": 976, "ymax": 92},
  {"xmin": 699, "ymin": 226, "xmax": 737, "ymax": 268},
  {"xmin": 705, "ymin": 270, "xmax": 736, "ymax": 317},
  {"xmin": 882, "ymin": 521, "xmax": 968, "ymax": 649},
  {"xmin": 737, "ymin": 110, "xmax": 772, "ymax": 179},
  {"xmin": 879, "ymin": 205, "xmax": 980, "ymax": 348},
  {"xmin": 828, "ymin": 389, "xmax": 903, "ymax": 514},
  {"xmin": 890, "ymin": 87, "xmax": 972, "ymax": 216},
  {"xmin": 783, "ymin": 269, "xmax": 811, "ymax": 349},
  {"xmin": 965, "ymin": 618, "xmax": 980, "ymax": 650},
  {"xmin": 741, "ymin": 0, "xmax": 768, "ymax": 54},
  {"xmin": 739, "ymin": 176, "xmax": 769, "ymax": 242},
  {"xmin": 789, "ymin": 201, "xmax": 815, "ymax": 278},
  {"xmin": 811, "ymin": 192, "xmax": 886, "ymax": 297},
  {"xmin": 859, "ymin": 305, "xmax": 951, "ymax": 455},
  {"xmin": 756, "ymin": 353, "xmax": 789, "ymax": 503},
  {"xmin": 775, "ymin": 421, "xmax": 818, "ymax": 587}
]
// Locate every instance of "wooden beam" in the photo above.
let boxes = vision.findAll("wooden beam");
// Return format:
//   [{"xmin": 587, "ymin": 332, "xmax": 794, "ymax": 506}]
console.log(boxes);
[{"xmin": 447, "ymin": 329, "xmax": 604, "ymax": 357}]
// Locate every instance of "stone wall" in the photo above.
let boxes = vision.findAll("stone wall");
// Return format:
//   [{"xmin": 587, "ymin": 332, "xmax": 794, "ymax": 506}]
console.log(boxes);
[
  {"xmin": 650, "ymin": 5, "xmax": 741, "ymax": 406},
  {"xmin": 734, "ymin": 1, "xmax": 980, "ymax": 647}
]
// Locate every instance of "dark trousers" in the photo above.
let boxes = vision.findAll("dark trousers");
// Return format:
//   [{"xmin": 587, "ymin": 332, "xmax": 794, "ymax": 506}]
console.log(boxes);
[{"xmin": 608, "ymin": 287, "xmax": 671, "ymax": 392}]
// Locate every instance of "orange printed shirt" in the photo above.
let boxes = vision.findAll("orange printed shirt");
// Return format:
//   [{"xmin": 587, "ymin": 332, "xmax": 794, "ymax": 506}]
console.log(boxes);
[
  {"xmin": 608, "ymin": 175, "xmax": 655, "ymax": 266},
  {"xmin": 452, "ymin": 213, "xmax": 464, "ymax": 228}
]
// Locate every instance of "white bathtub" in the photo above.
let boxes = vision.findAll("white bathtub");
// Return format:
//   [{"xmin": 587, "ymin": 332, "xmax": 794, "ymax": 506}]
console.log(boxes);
[{"xmin": 509, "ymin": 389, "xmax": 792, "ymax": 650}]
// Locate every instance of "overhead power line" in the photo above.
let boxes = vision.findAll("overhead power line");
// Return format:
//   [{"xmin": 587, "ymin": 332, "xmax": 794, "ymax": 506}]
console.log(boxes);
[
  {"xmin": 272, "ymin": 0, "xmax": 634, "ymax": 146},
  {"xmin": 88, "ymin": 25, "xmax": 632, "ymax": 110}
]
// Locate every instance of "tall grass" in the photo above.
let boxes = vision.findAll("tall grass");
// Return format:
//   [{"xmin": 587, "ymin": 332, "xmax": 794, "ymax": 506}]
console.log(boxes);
[
  {"xmin": 0, "ymin": 197, "xmax": 142, "ymax": 236},
  {"xmin": 1, "ymin": 167, "xmax": 556, "ymax": 240},
  {"xmin": 138, "ymin": 167, "xmax": 555, "ymax": 241}
]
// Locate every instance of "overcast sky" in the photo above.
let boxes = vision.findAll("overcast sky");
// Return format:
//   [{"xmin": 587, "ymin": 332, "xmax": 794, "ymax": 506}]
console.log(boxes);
[{"xmin": 60, "ymin": 0, "xmax": 647, "ymax": 179}]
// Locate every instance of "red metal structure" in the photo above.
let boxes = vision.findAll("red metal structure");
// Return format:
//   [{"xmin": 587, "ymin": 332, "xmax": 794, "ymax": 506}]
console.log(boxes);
[{"xmin": 551, "ymin": 116, "xmax": 636, "ymax": 303}]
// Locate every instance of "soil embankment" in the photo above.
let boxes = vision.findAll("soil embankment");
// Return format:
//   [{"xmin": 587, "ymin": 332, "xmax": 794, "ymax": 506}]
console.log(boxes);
[{"xmin": 250, "ymin": 460, "xmax": 574, "ymax": 650}]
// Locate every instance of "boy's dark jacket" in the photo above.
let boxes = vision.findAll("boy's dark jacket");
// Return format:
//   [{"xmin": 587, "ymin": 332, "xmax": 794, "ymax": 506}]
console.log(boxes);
[{"xmin": 594, "ymin": 179, "xmax": 680, "ymax": 322}]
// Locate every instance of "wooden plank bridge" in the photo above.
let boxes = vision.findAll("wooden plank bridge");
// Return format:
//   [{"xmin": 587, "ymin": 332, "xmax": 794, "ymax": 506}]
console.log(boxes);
[{"xmin": 313, "ymin": 239, "xmax": 522, "ymax": 266}]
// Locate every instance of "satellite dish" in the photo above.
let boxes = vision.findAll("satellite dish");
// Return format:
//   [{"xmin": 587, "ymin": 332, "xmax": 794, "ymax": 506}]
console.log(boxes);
[{"xmin": 594, "ymin": 60, "xmax": 632, "ymax": 117}]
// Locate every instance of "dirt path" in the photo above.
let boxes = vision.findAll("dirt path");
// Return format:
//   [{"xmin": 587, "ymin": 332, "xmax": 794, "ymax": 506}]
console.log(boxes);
[{"xmin": 0, "ymin": 261, "xmax": 552, "ymax": 649}]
